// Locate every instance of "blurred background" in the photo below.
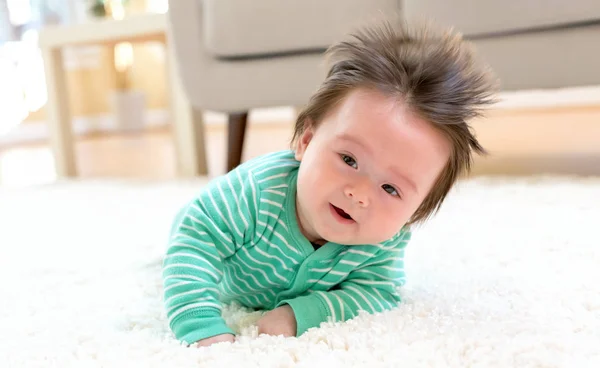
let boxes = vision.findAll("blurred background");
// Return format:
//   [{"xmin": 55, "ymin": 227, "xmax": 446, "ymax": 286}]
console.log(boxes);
[{"xmin": 0, "ymin": 0, "xmax": 598, "ymax": 187}]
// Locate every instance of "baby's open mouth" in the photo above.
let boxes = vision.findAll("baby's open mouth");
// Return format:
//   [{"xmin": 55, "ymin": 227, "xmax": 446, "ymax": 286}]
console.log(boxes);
[{"xmin": 331, "ymin": 204, "xmax": 353, "ymax": 220}]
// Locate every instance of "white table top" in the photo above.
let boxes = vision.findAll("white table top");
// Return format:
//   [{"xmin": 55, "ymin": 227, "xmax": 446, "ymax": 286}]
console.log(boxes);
[{"xmin": 38, "ymin": 13, "xmax": 167, "ymax": 48}]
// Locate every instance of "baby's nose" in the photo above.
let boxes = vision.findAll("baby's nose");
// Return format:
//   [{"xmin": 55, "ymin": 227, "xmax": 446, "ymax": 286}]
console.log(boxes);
[{"xmin": 344, "ymin": 187, "xmax": 369, "ymax": 207}]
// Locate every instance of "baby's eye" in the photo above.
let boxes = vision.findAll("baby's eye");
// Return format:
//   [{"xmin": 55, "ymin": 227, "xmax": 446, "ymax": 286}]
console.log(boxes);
[
  {"xmin": 382, "ymin": 184, "xmax": 400, "ymax": 197},
  {"xmin": 341, "ymin": 154, "xmax": 358, "ymax": 169}
]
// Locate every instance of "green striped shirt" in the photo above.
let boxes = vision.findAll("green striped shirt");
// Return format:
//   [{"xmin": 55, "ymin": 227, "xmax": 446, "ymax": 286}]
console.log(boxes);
[{"xmin": 162, "ymin": 150, "xmax": 410, "ymax": 345}]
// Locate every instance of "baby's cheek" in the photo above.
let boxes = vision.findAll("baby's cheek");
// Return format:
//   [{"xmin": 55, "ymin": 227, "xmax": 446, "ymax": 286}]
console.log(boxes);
[
  {"xmin": 368, "ymin": 212, "xmax": 401, "ymax": 241},
  {"xmin": 330, "ymin": 158, "xmax": 349, "ymax": 176},
  {"xmin": 385, "ymin": 206, "xmax": 411, "ymax": 233},
  {"xmin": 384, "ymin": 220, "xmax": 404, "ymax": 239}
]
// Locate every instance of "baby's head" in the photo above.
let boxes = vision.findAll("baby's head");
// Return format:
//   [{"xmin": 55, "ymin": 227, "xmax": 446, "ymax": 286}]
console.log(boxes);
[{"xmin": 291, "ymin": 22, "xmax": 497, "ymax": 246}]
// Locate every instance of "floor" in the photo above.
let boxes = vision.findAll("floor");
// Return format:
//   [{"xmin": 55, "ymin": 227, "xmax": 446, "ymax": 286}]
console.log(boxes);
[
  {"xmin": 0, "ymin": 123, "xmax": 295, "ymax": 187},
  {"xmin": 2, "ymin": 163, "xmax": 599, "ymax": 365},
  {"xmin": 1, "ymin": 105, "xmax": 599, "ymax": 187}
]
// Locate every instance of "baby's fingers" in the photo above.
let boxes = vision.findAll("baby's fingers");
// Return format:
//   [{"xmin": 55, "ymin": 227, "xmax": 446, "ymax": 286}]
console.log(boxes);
[{"xmin": 196, "ymin": 333, "xmax": 235, "ymax": 347}]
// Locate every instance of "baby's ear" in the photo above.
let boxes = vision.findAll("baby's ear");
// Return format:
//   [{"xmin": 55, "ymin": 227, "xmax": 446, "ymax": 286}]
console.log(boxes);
[{"xmin": 294, "ymin": 121, "xmax": 314, "ymax": 161}]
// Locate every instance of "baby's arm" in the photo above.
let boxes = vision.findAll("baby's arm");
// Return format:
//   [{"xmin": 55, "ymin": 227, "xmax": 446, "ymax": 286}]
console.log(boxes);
[
  {"xmin": 277, "ymin": 230, "xmax": 410, "ymax": 336},
  {"xmin": 162, "ymin": 170, "xmax": 255, "ymax": 346}
]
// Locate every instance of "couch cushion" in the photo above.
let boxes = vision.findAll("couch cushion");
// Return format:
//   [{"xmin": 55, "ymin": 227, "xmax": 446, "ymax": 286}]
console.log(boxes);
[
  {"xmin": 403, "ymin": 0, "xmax": 600, "ymax": 37},
  {"xmin": 203, "ymin": 0, "xmax": 400, "ymax": 58},
  {"xmin": 473, "ymin": 24, "xmax": 600, "ymax": 90}
]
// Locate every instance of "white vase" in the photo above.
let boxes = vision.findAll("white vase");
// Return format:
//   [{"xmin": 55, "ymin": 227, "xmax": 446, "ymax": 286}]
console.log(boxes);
[{"xmin": 109, "ymin": 90, "xmax": 146, "ymax": 132}]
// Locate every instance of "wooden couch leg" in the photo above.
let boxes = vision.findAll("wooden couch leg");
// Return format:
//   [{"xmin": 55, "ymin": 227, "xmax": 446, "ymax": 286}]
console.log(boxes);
[{"xmin": 227, "ymin": 112, "xmax": 248, "ymax": 172}]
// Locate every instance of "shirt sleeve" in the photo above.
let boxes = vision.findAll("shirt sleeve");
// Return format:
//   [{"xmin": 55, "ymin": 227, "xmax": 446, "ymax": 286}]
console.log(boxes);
[
  {"xmin": 162, "ymin": 168, "xmax": 257, "ymax": 345},
  {"xmin": 280, "ymin": 229, "xmax": 410, "ymax": 336}
]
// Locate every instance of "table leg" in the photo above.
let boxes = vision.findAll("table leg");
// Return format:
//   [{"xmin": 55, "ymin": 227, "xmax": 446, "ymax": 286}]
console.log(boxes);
[
  {"xmin": 166, "ymin": 42, "xmax": 208, "ymax": 177},
  {"xmin": 42, "ymin": 47, "xmax": 76, "ymax": 177}
]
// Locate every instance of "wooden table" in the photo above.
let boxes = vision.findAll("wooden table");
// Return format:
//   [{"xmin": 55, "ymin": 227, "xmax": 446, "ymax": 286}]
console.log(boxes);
[{"xmin": 38, "ymin": 13, "xmax": 207, "ymax": 178}]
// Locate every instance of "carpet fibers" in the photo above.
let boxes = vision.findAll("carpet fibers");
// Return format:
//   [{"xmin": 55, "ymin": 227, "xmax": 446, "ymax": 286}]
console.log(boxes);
[{"xmin": 1, "ymin": 177, "xmax": 599, "ymax": 367}]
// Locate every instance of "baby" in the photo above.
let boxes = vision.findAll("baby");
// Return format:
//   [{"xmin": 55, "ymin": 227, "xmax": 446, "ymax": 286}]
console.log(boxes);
[{"xmin": 162, "ymin": 21, "xmax": 496, "ymax": 347}]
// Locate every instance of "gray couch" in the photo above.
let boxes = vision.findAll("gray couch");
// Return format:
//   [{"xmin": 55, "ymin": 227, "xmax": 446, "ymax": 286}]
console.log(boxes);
[
  {"xmin": 166, "ymin": 0, "xmax": 600, "ymax": 174},
  {"xmin": 405, "ymin": 0, "xmax": 600, "ymax": 90}
]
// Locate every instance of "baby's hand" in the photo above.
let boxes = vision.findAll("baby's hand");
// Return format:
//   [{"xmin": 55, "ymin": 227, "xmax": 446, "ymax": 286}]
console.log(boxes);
[
  {"xmin": 257, "ymin": 305, "xmax": 297, "ymax": 337},
  {"xmin": 195, "ymin": 333, "xmax": 235, "ymax": 347}
]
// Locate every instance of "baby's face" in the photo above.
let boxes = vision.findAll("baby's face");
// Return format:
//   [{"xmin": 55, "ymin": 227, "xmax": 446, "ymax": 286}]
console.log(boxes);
[{"xmin": 294, "ymin": 88, "xmax": 451, "ymax": 245}]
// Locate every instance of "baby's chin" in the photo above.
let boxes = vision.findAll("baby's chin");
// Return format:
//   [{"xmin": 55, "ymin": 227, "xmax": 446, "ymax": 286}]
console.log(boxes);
[
  {"xmin": 315, "ymin": 224, "xmax": 396, "ymax": 245},
  {"xmin": 322, "ymin": 233, "xmax": 391, "ymax": 246}
]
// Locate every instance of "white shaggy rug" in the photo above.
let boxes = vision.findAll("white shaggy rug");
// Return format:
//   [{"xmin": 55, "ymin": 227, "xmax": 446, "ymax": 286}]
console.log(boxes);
[{"xmin": 1, "ymin": 176, "xmax": 599, "ymax": 367}]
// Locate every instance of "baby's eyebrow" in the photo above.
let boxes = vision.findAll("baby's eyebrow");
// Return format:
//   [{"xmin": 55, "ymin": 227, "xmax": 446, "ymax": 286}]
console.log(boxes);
[
  {"xmin": 389, "ymin": 167, "xmax": 418, "ymax": 194},
  {"xmin": 337, "ymin": 134, "xmax": 373, "ymax": 156}
]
